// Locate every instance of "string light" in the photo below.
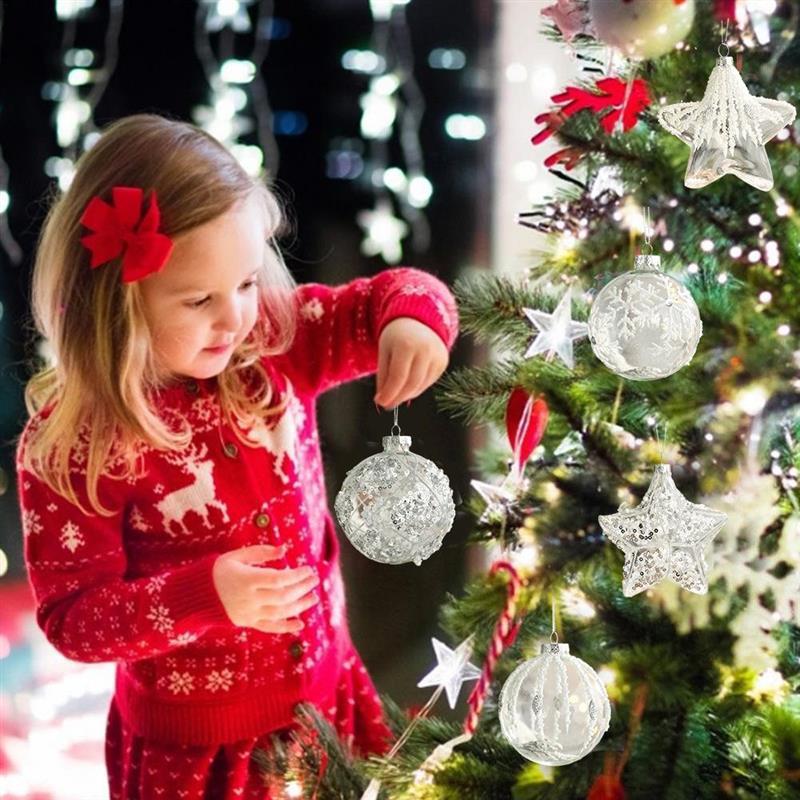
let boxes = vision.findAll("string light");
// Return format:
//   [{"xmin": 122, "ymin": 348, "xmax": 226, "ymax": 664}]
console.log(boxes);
[
  {"xmin": 42, "ymin": 0, "xmax": 123, "ymax": 190},
  {"xmin": 194, "ymin": 0, "xmax": 279, "ymax": 177},
  {"xmin": 344, "ymin": 0, "xmax": 434, "ymax": 263},
  {"xmin": 284, "ymin": 780, "xmax": 304, "ymax": 798}
]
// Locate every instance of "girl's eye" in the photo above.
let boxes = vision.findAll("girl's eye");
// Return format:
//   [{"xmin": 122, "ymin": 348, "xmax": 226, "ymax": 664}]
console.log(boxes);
[{"xmin": 186, "ymin": 280, "xmax": 257, "ymax": 309}]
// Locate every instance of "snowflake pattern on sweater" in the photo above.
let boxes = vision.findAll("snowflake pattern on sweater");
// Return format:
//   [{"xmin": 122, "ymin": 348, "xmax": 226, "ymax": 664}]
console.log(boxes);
[{"xmin": 16, "ymin": 267, "xmax": 459, "ymax": 748}]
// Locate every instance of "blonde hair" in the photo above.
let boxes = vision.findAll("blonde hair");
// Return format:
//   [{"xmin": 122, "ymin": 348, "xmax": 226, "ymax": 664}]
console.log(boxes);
[{"xmin": 18, "ymin": 113, "xmax": 298, "ymax": 517}]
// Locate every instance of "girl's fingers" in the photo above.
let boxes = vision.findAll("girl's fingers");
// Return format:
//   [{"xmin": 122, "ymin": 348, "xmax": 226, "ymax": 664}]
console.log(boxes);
[
  {"xmin": 259, "ymin": 592, "xmax": 320, "ymax": 622},
  {"xmin": 256, "ymin": 574, "xmax": 319, "ymax": 605},
  {"xmin": 375, "ymin": 346, "xmax": 414, "ymax": 408},
  {"xmin": 248, "ymin": 565, "xmax": 315, "ymax": 590},
  {"xmin": 397, "ymin": 355, "xmax": 431, "ymax": 405},
  {"xmin": 375, "ymin": 338, "xmax": 391, "ymax": 400},
  {"xmin": 253, "ymin": 618, "xmax": 305, "ymax": 635}
]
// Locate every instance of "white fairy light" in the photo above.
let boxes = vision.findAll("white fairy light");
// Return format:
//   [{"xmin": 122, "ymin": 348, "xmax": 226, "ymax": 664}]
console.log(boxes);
[
  {"xmin": 357, "ymin": 201, "xmax": 409, "ymax": 263},
  {"xmin": 717, "ymin": 272, "xmax": 728, "ymax": 284},
  {"xmin": 445, "ymin": 114, "xmax": 487, "ymax": 140},
  {"xmin": 663, "ymin": 238, "xmax": 674, "ymax": 252},
  {"xmin": 748, "ymin": 213, "xmax": 762, "ymax": 226},
  {"xmin": 687, "ymin": 263, "xmax": 699, "ymax": 274},
  {"xmin": 513, "ymin": 160, "xmax": 539, "ymax": 182},
  {"xmin": 382, "ymin": 167, "xmax": 408, "ymax": 192},
  {"xmin": 748, "ymin": 250, "xmax": 761, "ymax": 263},
  {"xmin": 219, "ymin": 59, "xmax": 256, "ymax": 84},
  {"xmin": 56, "ymin": 0, "xmax": 95, "ymax": 19},
  {"xmin": 428, "ymin": 48, "xmax": 466, "ymax": 70},
  {"xmin": 759, "ymin": 290, "xmax": 772, "ymax": 303},
  {"xmin": 407, "ymin": 175, "xmax": 433, "ymax": 208},
  {"xmin": 341, "ymin": 49, "xmax": 385, "ymax": 73},
  {"xmin": 700, "ymin": 239, "xmax": 714, "ymax": 252},
  {"xmin": 777, "ymin": 324, "xmax": 791, "ymax": 336},
  {"xmin": 729, "ymin": 245, "xmax": 743, "ymax": 258},
  {"xmin": 505, "ymin": 62, "xmax": 528, "ymax": 82},
  {"xmin": 765, "ymin": 240, "xmax": 780, "ymax": 267},
  {"xmin": 735, "ymin": 385, "xmax": 768, "ymax": 416}
]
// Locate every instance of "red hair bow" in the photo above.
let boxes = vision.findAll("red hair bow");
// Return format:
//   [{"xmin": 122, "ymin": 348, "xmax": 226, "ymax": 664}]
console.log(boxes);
[{"xmin": 79, "ymin": 186, "xmax": 174, "ymax": 284}]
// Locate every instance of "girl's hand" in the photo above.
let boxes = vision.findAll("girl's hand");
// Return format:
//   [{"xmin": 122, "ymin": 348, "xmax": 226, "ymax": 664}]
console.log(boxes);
[
  {"xmin": 374, "ymin": 317, "xmax": 449, "ymax": 409},
  {"xmin": 212, "ymin": 544, "xmax": 319, "ymax": 634}
]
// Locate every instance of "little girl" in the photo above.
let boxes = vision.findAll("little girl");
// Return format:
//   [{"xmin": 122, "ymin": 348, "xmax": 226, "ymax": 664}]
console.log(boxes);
[{"xmin": 15, "ymin": 113, "xmax": 459, "ymax": 799}]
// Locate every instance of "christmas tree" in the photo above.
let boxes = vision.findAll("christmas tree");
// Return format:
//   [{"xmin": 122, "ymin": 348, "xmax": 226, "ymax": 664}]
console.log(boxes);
[{"xmin": 260, "ymin": 1, "xmax": 800, "ymax": 797}]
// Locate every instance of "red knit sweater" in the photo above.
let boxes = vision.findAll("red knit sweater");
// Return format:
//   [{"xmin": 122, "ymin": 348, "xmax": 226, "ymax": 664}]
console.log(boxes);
[{"xmin": 16, "ymin": 267, "xmax": 459, "ymax": 746}]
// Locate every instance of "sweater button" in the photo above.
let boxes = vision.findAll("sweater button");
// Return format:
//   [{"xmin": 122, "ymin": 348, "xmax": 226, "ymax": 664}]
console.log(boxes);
[
  {"xmin": 223, "ymin": 441, "xmax": 238, "ymax": 458},
  {"xmin": 185, "ymin": 380, "xmax": 199, "ymax": 395},
  {"xmin": 289, "ymin": 640, "xmax": 305, "ymax": 661},
  {"xmin": 254, "ymin": 512, "xmax": 270, "ymax": 528}
]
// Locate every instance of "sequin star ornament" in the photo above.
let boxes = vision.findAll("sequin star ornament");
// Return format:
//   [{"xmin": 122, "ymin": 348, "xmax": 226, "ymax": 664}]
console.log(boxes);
[{"xmin": 598, "ymin": 463, "xmax": 728, "ymax": 596}]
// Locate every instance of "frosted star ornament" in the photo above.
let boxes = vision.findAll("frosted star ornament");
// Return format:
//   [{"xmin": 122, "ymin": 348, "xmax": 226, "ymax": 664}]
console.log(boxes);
[
  {"xmin": 417, "ymin": 637, "xmax": 482, "ymax": 709},
  {"xmin": 598, "ymin": 463, "xmax": 728, "ymax": 597},
  {"xmin": 524, "ymin": 287, "xmax": 588, "ymax": 370},
  {"xmin": 658, "ymin": 56, "xmax": 796, "ymax": 191}
]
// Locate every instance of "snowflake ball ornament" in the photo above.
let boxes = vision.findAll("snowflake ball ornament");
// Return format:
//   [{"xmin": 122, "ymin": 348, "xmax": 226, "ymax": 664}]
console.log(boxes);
[
  {"xmin": 598, "ymin": 463, "xmax": 728, "ymax": 597},
  {"xmin": 588, "ymin": 0, "xmax": 695, "ymax": 61},
  {"xmin": 334, "ymin": 409, "xmax": 455, "ymax": 566},
  {"xmin": 588, "ymin": 253, "xmax": 702, "ymax": 380},
  {"xmin": 499, "ymin": 639, "xmax": 611, "ymax": 766},
  {"xmin": 658, "ymin": 55, "xmax": 796, "ymax": 191}
]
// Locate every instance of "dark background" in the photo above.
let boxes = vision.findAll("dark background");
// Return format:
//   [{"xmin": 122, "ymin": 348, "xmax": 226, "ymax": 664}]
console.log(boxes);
[{"xmin": 0, "ymin": 0, "xmax": 493, "ymax": 705}]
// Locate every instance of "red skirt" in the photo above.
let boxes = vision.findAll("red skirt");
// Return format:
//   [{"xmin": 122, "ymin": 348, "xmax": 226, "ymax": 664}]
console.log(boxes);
[{"xmin": 105, "ymin": 651, "xmax": 392, "ymax": 800}]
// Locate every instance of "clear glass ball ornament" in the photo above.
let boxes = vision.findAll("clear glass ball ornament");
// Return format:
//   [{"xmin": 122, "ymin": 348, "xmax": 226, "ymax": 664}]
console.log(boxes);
[
  {"xmin": 499, "ymin": 642, "xmax": 611, "ymax": 767},
  {"xmin": 588, "ymin": 254, "xmax": 702, "ymax": 380},
  {"xmin": 334, "ymin": 432, "xmax": 455, "ymax": 566}
]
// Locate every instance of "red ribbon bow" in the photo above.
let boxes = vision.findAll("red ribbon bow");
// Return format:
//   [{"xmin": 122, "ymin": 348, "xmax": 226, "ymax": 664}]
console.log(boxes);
[{"xmin": 79, "ymin": 186, "xmax": 174, "ymax": 284}]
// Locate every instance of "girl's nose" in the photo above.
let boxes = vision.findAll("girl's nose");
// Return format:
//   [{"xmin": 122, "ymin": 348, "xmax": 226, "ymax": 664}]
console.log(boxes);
[{"xmin": 216, "ymin": 299, "xmax": 243, "ymax": 332}]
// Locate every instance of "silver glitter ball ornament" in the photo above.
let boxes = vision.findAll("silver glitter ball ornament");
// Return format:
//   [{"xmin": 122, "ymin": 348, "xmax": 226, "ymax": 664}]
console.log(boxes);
[
  {"xmin": 334, "ymin": 433, "xmax": 455, "ymax": 566},
  {"xmin": 499, "ymin": 642, "xmax": 611, "ymax": 766},
  {"xmin": 588, "ymin": 254, "xmax": 702, "ymax": 380}
]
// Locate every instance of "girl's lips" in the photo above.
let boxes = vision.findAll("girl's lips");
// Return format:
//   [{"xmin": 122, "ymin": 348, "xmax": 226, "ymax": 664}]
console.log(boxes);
[{"xmin": 204, "ymin": 343, "xmax": 232, "ymax": 353}]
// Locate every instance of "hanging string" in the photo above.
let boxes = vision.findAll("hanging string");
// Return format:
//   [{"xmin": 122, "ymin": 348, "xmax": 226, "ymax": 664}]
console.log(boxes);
[
  {"xmin": 550, "ymin": 594, "xmax": 559, "ymax": 644},
  {"xmin": 719, "ymin": 18, "xmax": 729, "ymax": 58},
  {"xmin": 642, "ymin": 206, "xmax": 653, "ymax": 255},
  {"xmin": 613, "ymin": 61, "xmax": 640, "ymax": 136}
]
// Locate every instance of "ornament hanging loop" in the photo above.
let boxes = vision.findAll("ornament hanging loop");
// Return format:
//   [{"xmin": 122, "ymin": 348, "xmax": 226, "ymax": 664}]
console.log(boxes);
[
  {"xmin": 391, "ymin": 405, "xmax": 401, "ymax": 437},
  {"xmin": 641, "ymin": 207, "xmax": 654, "ymax": 255},
  {"xmin": 550, "ymin": 595, "xmax": 559, "ymax": 644},
  {"xmin": 718, "ymin": 18, "xmax": 729, "ymax": 58}
]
